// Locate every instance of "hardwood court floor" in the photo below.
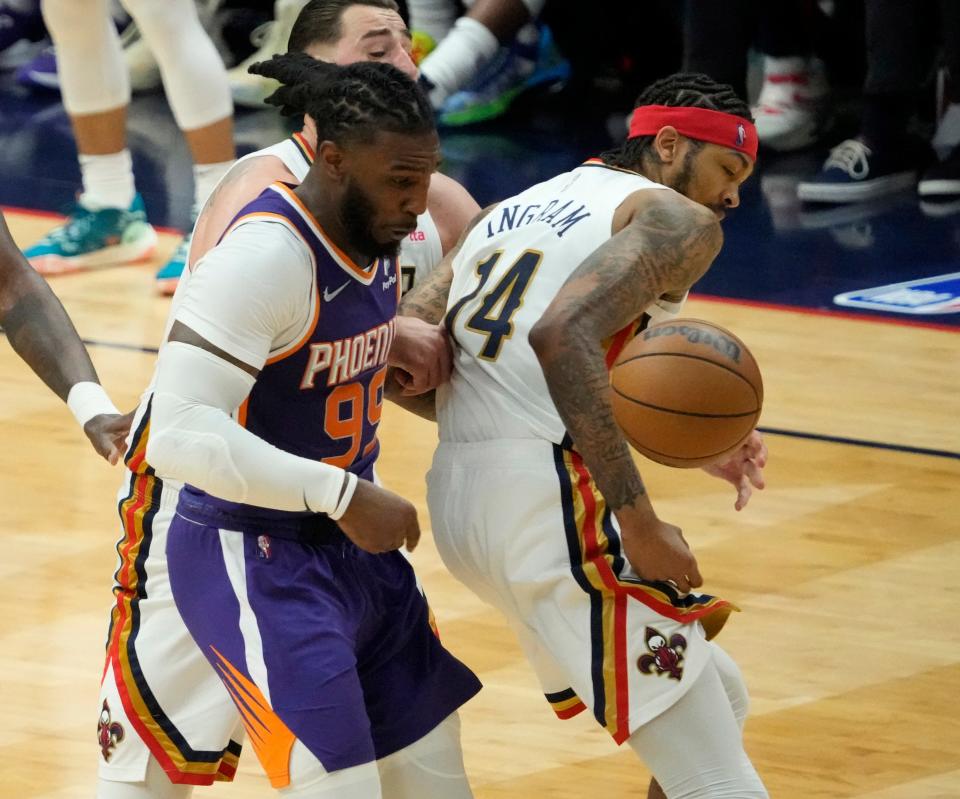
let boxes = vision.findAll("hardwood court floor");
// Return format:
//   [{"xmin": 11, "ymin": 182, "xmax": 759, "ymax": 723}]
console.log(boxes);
[{"xmin": 1, "ymin": 213, "xmax": 958, "ymax": 798}]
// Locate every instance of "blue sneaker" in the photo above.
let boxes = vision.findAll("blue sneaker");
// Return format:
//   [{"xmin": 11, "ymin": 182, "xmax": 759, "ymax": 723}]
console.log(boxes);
[
  {"xmin": 25, "ymin": 194, "xmax": 158, "ymax": 275},
  {"xmin": 155, "ymin": 230, "xmax": 190, "ymax": 296},
  {"xmin": 0, "ymin": 0, "xmax": 47, "ymax": 70},
  {"xmin": 438, "ymin": 24, "xmax": 570, "ymax": 127},
  {"xmin": 797, "ymin": 137, "xmax": 931, "ymax": 203},
  {"xmin": 15, "ymin": 41, "xmax": 57, "ymax": 89}
]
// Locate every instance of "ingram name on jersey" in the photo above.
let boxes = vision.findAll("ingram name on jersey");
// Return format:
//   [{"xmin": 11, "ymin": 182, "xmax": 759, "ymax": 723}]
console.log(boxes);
[{"xmin": 440, "ymin": 160, "xmax": 685, "ymax": 445}]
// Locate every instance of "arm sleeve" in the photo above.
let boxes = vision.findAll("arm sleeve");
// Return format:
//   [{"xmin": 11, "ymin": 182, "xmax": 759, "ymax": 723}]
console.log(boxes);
[
  {"xmin": 147, "ymin": 219, "xmax": 352, "ymax": 515},
  {"xmin": 147, "ymin": 342, "xmax": 351, "ymax": 514},
  {"xmin": 175, "ymin": 220, "xmax": 315, "ymax": 367}
]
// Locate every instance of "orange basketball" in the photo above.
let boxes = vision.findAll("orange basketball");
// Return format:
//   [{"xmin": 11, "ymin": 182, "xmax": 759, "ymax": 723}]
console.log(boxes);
[{"xmin": 609, "ymin": 319, "xmax": 763, "ymax": 468}]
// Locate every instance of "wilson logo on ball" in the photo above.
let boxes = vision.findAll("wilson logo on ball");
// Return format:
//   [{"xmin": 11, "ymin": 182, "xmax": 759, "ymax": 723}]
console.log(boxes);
[
  {"xmin": 610, "ymin": 319, "xmax": 763, "ymax": 468},
  {"xmin": 641, "ymin": 324, "xmax": 743, "ymax": 364}
]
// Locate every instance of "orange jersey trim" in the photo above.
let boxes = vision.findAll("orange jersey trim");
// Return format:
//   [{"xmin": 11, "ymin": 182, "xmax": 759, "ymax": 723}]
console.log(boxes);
[{"xmin": 270, "ymin": 183, "xmax": 379, "ymax": 284}]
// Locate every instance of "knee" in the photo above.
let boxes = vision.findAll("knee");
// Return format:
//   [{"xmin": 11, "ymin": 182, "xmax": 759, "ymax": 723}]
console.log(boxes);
[
  {"xmin": 41, "ymin": 0, "xmax": 107, "ymax": 38},
  {"xmin": 710, "ymin": 645, "xmax": 750, "ymax": 729}
]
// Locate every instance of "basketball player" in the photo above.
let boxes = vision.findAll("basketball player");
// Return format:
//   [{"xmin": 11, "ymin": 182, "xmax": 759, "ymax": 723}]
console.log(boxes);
[
  {"xmin": 98, "ymin": 61, "xmax": 480, "ymax": 799},
  {"xmin": 25, "ymin": 0, "xmax": 235, "ymax": 284},
  {"xmin": 160, "ymin": 0, "xmax": 480, "ymax": 297},
  {"xmin": 0, "ymin": 209, "xmax": 130, "ymax": 461},
  {"xmin": 401, "ymin": 73, "xmax": 769, "ymax": 798}
]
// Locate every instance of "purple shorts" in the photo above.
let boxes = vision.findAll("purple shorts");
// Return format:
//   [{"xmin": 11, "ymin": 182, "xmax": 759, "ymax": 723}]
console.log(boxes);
[{"xmin": 166, "ymin": 491, "xmax": 481, "ymax": 786}]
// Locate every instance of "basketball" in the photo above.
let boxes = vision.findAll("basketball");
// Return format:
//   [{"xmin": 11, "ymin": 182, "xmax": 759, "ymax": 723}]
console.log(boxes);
[{"xmin": 609, "ymin": 319, "xmax": 763, "ymax": 468}]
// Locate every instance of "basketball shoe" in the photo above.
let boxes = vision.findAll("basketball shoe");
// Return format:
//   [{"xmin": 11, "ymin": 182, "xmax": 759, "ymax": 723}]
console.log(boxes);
[
  {"xmin": 437, "ymin": 24, "xmax": 570, "ymax": 127},
  {"xmin": 797, "ymin": 137, "xmax": 932, "ymax": 203},
  {"xmin": 752, "ymin": 56, "xmax": 828, "ymax": 152},
  {"xmin": 24, "ymin": 195, "xmax": 158, "ymax": 275}
]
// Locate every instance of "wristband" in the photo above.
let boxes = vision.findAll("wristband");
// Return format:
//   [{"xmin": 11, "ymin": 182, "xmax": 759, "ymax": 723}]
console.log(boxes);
[
  {"xmin": 67, "ymin": 381, "xmax": 121, "ymax": 428},
  {"xmin": 329, "ymin": 472, "xmax": 359, "ymax": 521}
]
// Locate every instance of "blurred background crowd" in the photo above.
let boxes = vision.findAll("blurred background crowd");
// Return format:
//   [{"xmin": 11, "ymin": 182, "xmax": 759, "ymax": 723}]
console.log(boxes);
[{"xmin": 1, "ymin": 0, "xmax": 958, "ymax": 291}]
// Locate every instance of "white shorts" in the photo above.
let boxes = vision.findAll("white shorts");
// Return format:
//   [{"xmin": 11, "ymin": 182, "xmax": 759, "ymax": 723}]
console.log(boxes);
[
  {"xmin": 427, "ymin": 438, "xmax": 736, "ymax": 743},
  {"xmin": 98, "ymin": 425, "xmax": 244, "ymax": 786}
]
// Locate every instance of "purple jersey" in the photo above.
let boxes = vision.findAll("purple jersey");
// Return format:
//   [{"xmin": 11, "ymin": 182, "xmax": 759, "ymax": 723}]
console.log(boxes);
[{"xmin": 185, "ymin": 182, "xmax": 402, "ymax": 527}]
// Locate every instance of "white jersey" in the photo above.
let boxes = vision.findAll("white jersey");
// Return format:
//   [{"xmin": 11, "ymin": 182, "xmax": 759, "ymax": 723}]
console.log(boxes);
[{"xmin": 440, "ymin": 160, "xmax": 686, "ymax": 445}]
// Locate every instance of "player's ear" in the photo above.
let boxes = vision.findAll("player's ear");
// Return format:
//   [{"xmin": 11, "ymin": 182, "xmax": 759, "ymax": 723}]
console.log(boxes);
[
  {"xmin": 317, "ymin": 140, "xmax": 347, "ymax": 183},
  {"xmin": 653, "ymin": 126, "xmax": 681, "ymax": 165}
]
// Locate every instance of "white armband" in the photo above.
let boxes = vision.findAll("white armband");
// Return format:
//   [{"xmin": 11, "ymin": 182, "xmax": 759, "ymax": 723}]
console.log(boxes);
[
  {"xmin": 67, "ymin": 381, "xmax": 121, "ymax": 428},
  {"xmin": 148, "ymin": 342, "xmax": 350, "ymax": 516}
]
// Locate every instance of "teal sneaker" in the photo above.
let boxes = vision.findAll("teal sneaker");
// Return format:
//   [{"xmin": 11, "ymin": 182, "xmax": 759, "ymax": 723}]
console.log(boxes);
[
  {"xmin": 438, "ymin": 24, "xmax": 571, "ymax": 127},
  {"xmin": 154, "ymin": 229, "xmax": 190, "ymax": 296},
  {"xmin": 25, "ymin": 194, "xmax": 157, "ymax": 275}
]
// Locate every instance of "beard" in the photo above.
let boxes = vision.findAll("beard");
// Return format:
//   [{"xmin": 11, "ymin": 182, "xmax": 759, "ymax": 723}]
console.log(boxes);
[
  {"xmin": 339, "ymin": 180, "xmax": 401, "ymax": 262},
  {"xmin": 670, "ymin": 148, "xmax": 726, "ymax": 218}
]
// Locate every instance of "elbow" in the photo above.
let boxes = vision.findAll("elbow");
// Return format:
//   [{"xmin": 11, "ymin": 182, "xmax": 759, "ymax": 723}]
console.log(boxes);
[{"xmin": 529, "ymin": 313, "xmax": 567, "ymax": 364}]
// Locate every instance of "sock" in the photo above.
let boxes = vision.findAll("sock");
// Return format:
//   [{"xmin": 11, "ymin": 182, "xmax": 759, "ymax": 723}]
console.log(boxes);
[
  {"xmin": 79, "ymin": 150, "xmax": 136, "ymax": 211},
  {"xmin": 193, "ymin": 159, "xmax": 234, "ymax": 211},
  {"xmin": 419, "ymin": 16, "xmax": 499, "ymax": 107},
  {"xmin": 407, "ymin": 0, "xmax": 458, "ymax": 43}
]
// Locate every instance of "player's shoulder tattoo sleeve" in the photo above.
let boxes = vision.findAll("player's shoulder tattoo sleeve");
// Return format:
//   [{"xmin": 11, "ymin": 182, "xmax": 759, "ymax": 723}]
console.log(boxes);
[{"xmin": 546, "ymin": 190, "xmax": 722, "ymax": 340}]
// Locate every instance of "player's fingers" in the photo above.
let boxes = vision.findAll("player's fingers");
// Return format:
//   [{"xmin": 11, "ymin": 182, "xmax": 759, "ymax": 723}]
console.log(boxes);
[
  {"xmin": 745, "ymin": 459, "xmax": 766, "ymax": 490},
  {"xmin": 437, "ymin": 333, "xmax": 453, "ymax": 385},
  {"xmin": 687, "ymin": 558, "xmax": 704, "ymax": 589},
  {"xmin": 735, "ymin": 478, "xmax": 751, "ymax": 511},
  {"xmin": 405, "ymin": 519, "xmax": 421, "ymax": 552},
  {"xmin": 107, "ymin": 445, "xmax": 121, "ymax": 466}
]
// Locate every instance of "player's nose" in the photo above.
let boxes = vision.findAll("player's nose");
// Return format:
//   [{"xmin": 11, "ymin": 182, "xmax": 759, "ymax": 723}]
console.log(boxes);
[
  {"xmin": 722, "ymin": 185, "xmax": 741, "ymax": 209},
  {"xmin": 392, "ymin": 47, "xmax": 418, "ymax": 80}
]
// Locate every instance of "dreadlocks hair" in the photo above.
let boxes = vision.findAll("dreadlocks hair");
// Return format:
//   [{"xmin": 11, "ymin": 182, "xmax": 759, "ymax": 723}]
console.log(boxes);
[
  {"xmin": 602, "ymin": 72, "xmax": 753, "ymax": 170},
  {"xmin": 288, "ymin": 0, "xmax": 399, "ymax": 52},
  {"xmin": 250, "ymin": 52, "xmax": 434, "ymax": 146}
]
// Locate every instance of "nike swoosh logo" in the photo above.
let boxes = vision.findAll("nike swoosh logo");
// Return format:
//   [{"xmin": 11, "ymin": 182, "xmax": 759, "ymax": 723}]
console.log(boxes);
[{"xmin": 323, "ymin": 281, "xmax": 351, "ymax": 302}]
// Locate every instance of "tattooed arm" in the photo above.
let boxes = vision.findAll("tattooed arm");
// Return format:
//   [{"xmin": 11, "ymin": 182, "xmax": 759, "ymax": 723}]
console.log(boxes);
[
  {"xmin": 529, "ymin": 190, "xmax": 723, "ymax": 591},
  {"xmin": 0, "ymin": 211, "xmax": 130, "ymax": 462}
]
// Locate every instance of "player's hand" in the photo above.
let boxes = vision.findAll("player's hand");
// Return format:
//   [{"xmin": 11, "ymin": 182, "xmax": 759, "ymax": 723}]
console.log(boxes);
[
  {"xmin": 336, "ymin": 479, "xmax": 421, "ymax": 554},
  {"xmin": 389, "ymin": 316, "xmax": 452, "ymax": 396},
  {"xmin": 617, "ymin": 505, "xmax": 702, "ymax": 593},
  {"xmin": 702, "ymin": 429, "xmax": 767, "ymax": 511},
  {"xmin": 84, "ymin": 409, "xmax": 136, "ymax": 465}
]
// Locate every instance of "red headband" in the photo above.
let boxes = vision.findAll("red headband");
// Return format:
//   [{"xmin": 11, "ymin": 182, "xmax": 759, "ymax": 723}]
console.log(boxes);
[{"xmin": 628, "ymin": 105, "xmax": 758, "ymax": 160}]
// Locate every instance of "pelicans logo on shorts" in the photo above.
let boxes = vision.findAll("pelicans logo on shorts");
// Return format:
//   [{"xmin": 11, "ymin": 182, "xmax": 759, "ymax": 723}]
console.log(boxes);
[
  {"xmin": 97, "ymin": 699, "xmax": 125, "ymax": 761},
  {"xmin": 637, "ymin": 627, "xmax": 687, "ymax": 681}
]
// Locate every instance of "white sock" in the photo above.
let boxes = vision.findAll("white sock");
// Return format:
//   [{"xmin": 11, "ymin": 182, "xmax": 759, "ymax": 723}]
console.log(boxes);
[
  {"xmin": 193, "ymin": 159, "xmax": 234, "ymax": 210},
  {"xmin": 79, "ymin": 150, "xmax": 136, "ymax": 211},
  {"xmin": 407, "ymin": 0, "xmax": 459, "ymax": 43},
  {"xmin": 419, "ymin": 16, "xmax": 499, "ymax": 107}
]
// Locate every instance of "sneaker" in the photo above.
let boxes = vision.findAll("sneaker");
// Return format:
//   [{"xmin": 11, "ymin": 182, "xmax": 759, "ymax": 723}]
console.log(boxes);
[
  {"xmin": 154, "ymin": 229, "xmax": 191, "ymax": 295},
  {"xmin": 24, "ymin": 194, "xmax": 158, "ymax": 275},
  {"xmin": 918, "ymin": 144, "xmax": 960, "ymax": 197},
  {"xmin": 797, "ymin": 138, "xmax": 929, "ymax": 203},
  {"xmin": 437, "ymin": 24, "xmax": 570, "ymax": 127},
  {"xmin": 14, "ymin": 41, "xmax": 56, "ymax": 88},
  {"xmin": 752, "ymin": 56, "xmax": 827, "ymax": 152},
  {"xmin": 227, "ymin": 0, "xmax": 308, "ymax": 108},
  {"xmin": 0, "ymin": 0, "xmax": 46, "ymax": 70}
]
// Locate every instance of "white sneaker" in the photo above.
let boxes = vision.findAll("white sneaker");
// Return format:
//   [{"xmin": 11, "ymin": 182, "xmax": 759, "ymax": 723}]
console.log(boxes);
[
  {"xmin": 227, "ymin": 0, "xmax": 308, "ymax": 108},
  {"xmin": 752, "ymin": 56, "xmax": 827, "ymax": 152}
]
